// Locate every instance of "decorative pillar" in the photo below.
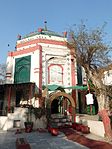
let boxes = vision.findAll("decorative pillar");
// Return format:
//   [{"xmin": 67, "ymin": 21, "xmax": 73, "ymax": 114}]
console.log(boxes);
[
  {"xmin": 71, "ymin": 55, "xmax": 76, "ymax": 106},
  {"xmin": 29, "ymin": 84, "xmax": 33, "ymax": 105},
  {"xmin": 8, "ymin": 86, "xmax": 12, "ymax": 112},
  {"xmin": 72, "ymin": 107, "xmax": 76, "ymax": 123},
  {"xmin": 39, "ymin": 45, "xmax": 42, "ymax": 95}
]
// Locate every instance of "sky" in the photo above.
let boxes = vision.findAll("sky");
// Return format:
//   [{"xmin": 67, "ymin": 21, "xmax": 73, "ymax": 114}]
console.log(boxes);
[{"xmin": 0, "ymin": 0, "xmax": 112, "ymax": 64}]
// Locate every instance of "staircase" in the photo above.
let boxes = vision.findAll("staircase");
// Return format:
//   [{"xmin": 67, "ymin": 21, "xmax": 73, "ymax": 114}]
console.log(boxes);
[{"xmin": 48, "ymin": 114, "xmax": 72, "ymax": 128}]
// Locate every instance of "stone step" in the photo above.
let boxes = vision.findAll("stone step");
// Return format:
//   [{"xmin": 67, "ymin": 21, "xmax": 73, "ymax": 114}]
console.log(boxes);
[{"xmin": 49, "ymin": 114, "xmax": 72, "ymax": 128}]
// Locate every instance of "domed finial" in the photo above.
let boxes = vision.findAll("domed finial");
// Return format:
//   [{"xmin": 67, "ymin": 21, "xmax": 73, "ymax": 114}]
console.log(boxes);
[{"xmin": 44, "ymin": 21, "xmax": 47, "ymax": 30}]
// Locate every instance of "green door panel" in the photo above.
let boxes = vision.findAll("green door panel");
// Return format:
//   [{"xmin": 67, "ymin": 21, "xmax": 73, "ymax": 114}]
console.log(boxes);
[{"xmin": 14, "ymin": 55, "xmax": 31, "ymax": 83}]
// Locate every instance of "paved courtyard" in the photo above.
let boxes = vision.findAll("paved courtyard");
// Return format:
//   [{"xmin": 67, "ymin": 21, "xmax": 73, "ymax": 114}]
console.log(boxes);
[{"xmin": 0, "ymin": 130, "xmax": 88, "ymax": 149}]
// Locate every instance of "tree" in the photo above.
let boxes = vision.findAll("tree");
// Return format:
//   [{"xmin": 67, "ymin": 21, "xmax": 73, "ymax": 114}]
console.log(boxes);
[
  {"xmin": 68, "ymin": 22, "xmax": 112, "ymax": 140},
  {"xmin": 0, "ymin": 64, "xmax": 6, "ymax": 84}
]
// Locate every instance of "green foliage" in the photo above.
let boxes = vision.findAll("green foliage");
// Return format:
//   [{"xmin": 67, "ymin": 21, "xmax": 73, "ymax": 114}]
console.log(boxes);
[{"xmin": 31, "ymin": 107, "xmax": 46, "ymax": 119}]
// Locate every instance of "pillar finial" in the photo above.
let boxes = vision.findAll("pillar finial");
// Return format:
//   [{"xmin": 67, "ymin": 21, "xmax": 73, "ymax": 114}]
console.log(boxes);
[{"xmin": 44, "ymin": 21, "xmax": 47, "ymax": 30}]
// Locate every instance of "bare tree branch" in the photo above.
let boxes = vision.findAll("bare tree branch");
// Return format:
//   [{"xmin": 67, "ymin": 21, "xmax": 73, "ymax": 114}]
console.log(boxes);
[{"xmin": 68, "ymin": 22, "xmax": 112, "ymax": 111}]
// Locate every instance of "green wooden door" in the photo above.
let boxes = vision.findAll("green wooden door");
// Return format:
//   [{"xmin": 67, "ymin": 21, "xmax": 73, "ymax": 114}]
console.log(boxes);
[{"xmin": 14, "ymin": 55, "xmax": 31, "ymax": 83}]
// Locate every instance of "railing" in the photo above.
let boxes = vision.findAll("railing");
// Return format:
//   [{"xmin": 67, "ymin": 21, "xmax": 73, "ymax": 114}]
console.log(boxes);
[
  {"xmin": 0, "ymin": 110, "xmax": 7, "ymax": 116},
  {"xmin": 0, "ymin": 108, "xmax": 14, "ymax": 116}
]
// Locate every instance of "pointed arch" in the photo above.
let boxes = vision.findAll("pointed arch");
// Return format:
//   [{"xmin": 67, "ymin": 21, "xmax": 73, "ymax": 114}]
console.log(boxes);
[{"xmin": 50, "ymin": 92, "xmax": 75, "ymax": 108}]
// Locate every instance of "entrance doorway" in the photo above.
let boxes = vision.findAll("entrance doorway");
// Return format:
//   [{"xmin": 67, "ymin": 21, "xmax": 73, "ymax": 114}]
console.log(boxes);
[
  {"xmin": 51, "ymin": 99, "xmax": 59, "ymax": 114},
  {"xmin": 16, "ymin": 90, "xmax": 23, "ymax": 107},
  {"xmin": 50, "ymin": 92, "xmax": 75, "ymax": 117}
]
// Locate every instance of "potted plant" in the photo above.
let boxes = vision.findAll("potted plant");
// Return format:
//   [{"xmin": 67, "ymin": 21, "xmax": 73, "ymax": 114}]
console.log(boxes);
[
  {"xmin": 24, "ymin": 121, "xmax": 33, "ymax": 133},
  {"xmin": 32, "ymin": 107, "xmax": 46, "ymax": 119}
]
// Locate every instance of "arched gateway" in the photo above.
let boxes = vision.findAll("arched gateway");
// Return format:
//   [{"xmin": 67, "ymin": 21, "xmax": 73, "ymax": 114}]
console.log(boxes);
[
  {"xmin": 50, "ymin": 92, "xmax": 76, "ymax": 122},
  {"xmin": 50, "ymin": 92, "xmax": 75, "ymax": 108}
]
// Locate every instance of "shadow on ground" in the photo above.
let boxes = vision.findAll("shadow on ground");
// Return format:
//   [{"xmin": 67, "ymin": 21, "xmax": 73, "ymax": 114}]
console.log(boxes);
[{"xmin": 60, "ymin": 128, "xmax": 112, "ymax": 149}]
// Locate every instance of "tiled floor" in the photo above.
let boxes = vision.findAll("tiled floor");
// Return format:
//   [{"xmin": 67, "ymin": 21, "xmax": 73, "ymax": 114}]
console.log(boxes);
[{"xmin": 0, "ymin": 130, "xmax": 88, "ymax": 149}]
